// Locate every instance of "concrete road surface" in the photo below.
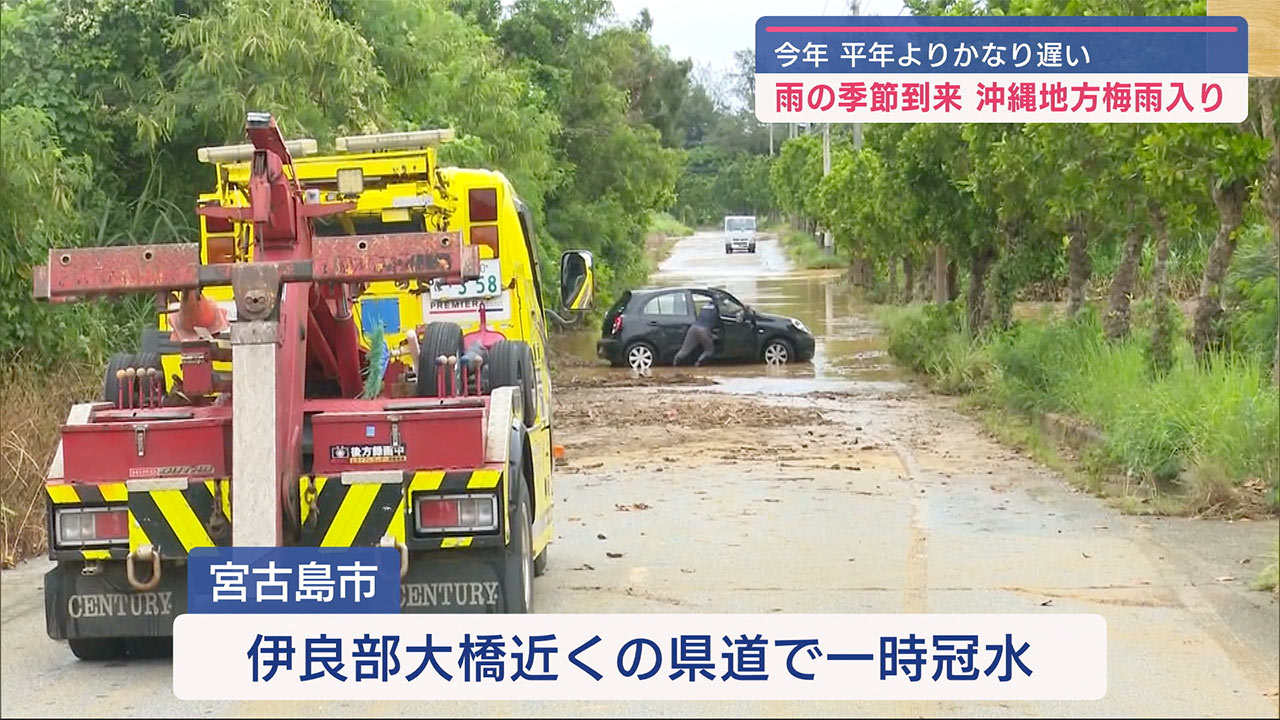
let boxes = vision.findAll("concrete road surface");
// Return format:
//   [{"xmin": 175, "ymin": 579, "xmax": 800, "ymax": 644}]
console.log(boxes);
[{"xmin": 2, "ymin": 232, "xmax": 1277, "ymax": 718}]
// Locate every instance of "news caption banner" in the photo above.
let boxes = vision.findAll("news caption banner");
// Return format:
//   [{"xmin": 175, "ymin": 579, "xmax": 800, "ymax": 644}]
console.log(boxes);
[
  {"xmin": 755, "ymin": 15, "xmax": 1248, "ymax": 123},
  {"xmin": 174, "ymin": 550, "xmax": 1107, "ymax": 701}
]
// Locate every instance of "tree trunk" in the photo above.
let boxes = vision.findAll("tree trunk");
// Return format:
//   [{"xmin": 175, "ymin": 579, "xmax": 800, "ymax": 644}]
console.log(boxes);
[
  {"xmin": 1066, "ymin": 216, "xmax": 1091, "ymax": 317},
  {"xmin": 1148, "ymin": 205, "xmax": 1176, "ymax": 375},
  {"xmin": 946, "ymin": 260, "xmax": 959, "ymax": 302},
  {"xmin": 902, "ymin": 255, "xmax": 915, "ymax": 303},
  {"xmin": 932, "ymin": 244, "xmax": 948, "ymax": 303},
  {"xmin": 1256, "ymin": 79, "xmax": 1279, "ymax": 385},
  {"xmin": 967, "ymin": 246, "xmax": 995, "ymax": 333},
  {"xmin": 1192, "ymin": 180, "xmax": 1248, "ymax": 360},
  {"xmin": 887, "ymin": 255, "xmax": 899, "ymax": 300},
  {"xmin": 850, "ymin": 256, "xmax": 872, "ymax": 288},
  {"xmin": 985, "ymin": 222, "xmax": 1019, "ymax": 332},
  {"xmin": 1104, "ymin": 210, "xmax": 1146, "ymax": 341}
]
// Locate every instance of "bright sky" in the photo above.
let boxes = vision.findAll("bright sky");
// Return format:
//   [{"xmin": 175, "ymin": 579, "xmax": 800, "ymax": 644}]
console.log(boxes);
[{"xmin": 609, "ymin": 0, "xmax": 909, "ymax": 76}]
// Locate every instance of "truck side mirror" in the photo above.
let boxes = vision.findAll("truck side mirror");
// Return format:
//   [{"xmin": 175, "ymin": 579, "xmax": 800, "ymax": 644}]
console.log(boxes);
[{"xmin": 559, "ymin": 250, "xmax": 594, "ymax": 311}]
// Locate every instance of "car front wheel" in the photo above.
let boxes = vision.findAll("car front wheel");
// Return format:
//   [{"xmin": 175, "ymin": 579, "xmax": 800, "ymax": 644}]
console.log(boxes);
[{"xmin": 762, "ymin": 338, "xmax": 793, "ymax": 365}]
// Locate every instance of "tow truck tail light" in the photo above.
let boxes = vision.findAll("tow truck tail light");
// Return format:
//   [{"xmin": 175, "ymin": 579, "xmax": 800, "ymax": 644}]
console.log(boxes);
[
  {"xmin": 414, "ymin": 494, "xmax": 498, "ymax": 534},
  {"xmin": 55, "ymin": 506, "xmax": 129, "ymax": 547},
  {"xmin": 610, "ymin": 315, "xmax": 623, "ymax": 335},
  {"xmin": 469, "ymin": 188, "xmax": 498, "ymax": 222}
]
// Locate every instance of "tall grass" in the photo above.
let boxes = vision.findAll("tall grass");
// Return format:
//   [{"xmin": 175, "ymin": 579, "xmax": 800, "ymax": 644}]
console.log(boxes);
[
  {"xmin": 1, "ymin": 363, "xmax": 101, "ymax": 565},
  {"xmin": 781, "ymin": 230, "xmax": 846, "ymax": 270},
  {"xmin": 647, "ymin": 211, "xmax": 693, "ymax": 238},
  {"xmin": 880, "ymin": 304, "xmax": 1280, "ymax": 511}
]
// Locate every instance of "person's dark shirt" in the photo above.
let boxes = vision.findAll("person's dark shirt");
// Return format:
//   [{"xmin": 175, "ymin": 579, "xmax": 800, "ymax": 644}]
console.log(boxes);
[{"xmin": 694, "ymin": 303, "xmax": 718, "ymax": 328}]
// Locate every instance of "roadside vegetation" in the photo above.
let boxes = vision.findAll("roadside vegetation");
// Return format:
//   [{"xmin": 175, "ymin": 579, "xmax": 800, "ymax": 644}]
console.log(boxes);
[
  {"xmin": 648, "ymin": 211, "xmax": 693, "ymax": 239},
  {"xmin": 0, "ymin": 0, "xmax": 765, "ymax": 562},
  {"xmin": 880, "ymin": 302, "xmax": 1278, "ymax": 515},
  {"xmin": 766, "ymin": 2, "xmax": 1279, "ymax": 584},
  {"xmin": 642, "ymin": 213, "xmax": 688, "ymax": 275},
  {"xmin": 780, "ymin": 230, "xmax": 846, "ymax": 270}
]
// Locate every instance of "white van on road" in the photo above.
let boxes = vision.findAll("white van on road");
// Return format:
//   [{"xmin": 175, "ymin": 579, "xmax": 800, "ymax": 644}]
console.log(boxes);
[{"xmin": 723, "ymin": 215, "xmax": 757, "ymax": 254}]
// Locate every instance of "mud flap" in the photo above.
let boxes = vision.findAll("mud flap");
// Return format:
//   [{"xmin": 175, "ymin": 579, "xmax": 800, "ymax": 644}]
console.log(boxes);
[
  {"xmin": 399, "ymin": 548, "xmax": 510, "ymax": 613},
  {"xmin": 45, "ymin": 561, "xmax": 187, "ymax": 640}
]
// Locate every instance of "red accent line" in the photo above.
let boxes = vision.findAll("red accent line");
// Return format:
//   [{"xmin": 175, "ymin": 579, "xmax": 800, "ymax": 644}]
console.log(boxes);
[{"xmin": 765, "ymin": 26, "xmax": 1238, "ymax": 33}]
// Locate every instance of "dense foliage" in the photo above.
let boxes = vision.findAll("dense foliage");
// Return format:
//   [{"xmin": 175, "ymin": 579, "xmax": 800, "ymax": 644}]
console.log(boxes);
[
  {"xmin": 0, "ymin": 0, "xmax": 728, "ymax": 363},
  {"xmin": 770, "ymin": 0, "xmax": 1279, "ymax": 385}
]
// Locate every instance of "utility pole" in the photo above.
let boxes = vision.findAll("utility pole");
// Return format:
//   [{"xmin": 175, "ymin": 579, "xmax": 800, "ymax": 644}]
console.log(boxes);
[
  {"xmin": 769, "ymin": 123, "xmax": 774, "ymax": 156},
  {"xmin": 850, "ymin": 1, "xmax": 862, "ymax": 152},
  {"xmin": 822, "ymin": 123, "xmax": 832, "ymax": 254}
]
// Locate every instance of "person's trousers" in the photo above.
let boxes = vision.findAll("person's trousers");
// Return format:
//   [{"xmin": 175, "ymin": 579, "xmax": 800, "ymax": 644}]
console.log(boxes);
[{"xmin": 674, "ymin": 324, "xmax": 715, "ymax": 366}]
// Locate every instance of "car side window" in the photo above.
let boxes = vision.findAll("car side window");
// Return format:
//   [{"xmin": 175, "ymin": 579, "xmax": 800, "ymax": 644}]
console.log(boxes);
[
  {"xmin": 691, "ymin": 292, "xmax": 718, "ymax": 318},
  {"xmin": 641, "ymin": 292, "xmax": 689, "ymax": 317},
  {"xmin": 716, "ymin": 293, "xmax": 745, "ymax": 317}
]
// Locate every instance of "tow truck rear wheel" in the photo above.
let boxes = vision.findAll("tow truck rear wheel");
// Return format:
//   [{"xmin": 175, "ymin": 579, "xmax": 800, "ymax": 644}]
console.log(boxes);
[
  {"xmin": 501, "ymin": 482, "xmax": 535, "ymax": 613},
  {"xmin": 415, "ymin": 322, "xmax": 464, "ymax": 397},
  {"xmin": 126, "ymin": 637, "xmax": 173, "ymax": 659},
  {"xmin": 69, "ymin": 637, "xmax": 127, "ymax": 661},
  {"xmin": 487, "ymin": 341, "xmax": 536, "ymax": 428}
]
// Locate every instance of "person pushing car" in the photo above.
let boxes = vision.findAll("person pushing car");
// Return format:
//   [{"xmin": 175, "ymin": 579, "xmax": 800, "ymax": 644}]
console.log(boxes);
[{"xmin": 674, "ymin": 300, "xmax": 719, "ymax": 366}]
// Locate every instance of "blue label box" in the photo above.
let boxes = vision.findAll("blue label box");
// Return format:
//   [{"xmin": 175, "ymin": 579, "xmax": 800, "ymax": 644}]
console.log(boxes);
[{"xmin": 188, "ymin": 547, "xmax": 400, "ymax": 614}]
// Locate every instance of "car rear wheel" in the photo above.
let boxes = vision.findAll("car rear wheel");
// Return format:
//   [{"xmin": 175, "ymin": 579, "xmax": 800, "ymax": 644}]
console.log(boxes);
[
  {"xmin": 625, "ymin": 342, "xmax": 655, "ymax": 372},
  {"xmin": 763, "ymin": 338, "xmax": 793, "ymax": 365}
]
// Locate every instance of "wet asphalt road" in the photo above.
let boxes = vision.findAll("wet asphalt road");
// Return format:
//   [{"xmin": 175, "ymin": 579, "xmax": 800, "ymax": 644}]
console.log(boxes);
[{"xmin": 2, "ymin": 232, "xmax": 1278, "ymax": 718}]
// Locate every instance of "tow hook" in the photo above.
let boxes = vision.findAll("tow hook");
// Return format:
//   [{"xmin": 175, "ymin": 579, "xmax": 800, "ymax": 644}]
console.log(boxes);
[
  {"xmin": 380, "ymin": 534, "xmax": 409, "ymax": 579},
  {"xmin": 126, "ymin": 544, "xmax": 162, "ymax": 591}
]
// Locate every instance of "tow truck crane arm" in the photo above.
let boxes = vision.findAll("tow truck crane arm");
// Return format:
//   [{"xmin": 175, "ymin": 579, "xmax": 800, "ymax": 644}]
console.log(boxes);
[{"xmin": 32, "ymin": 112, "xmax": 480, "ymax": 549}]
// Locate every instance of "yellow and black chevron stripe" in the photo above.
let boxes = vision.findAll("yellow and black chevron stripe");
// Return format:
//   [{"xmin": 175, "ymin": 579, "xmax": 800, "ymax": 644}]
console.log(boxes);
[
  {"xmin": 128, "ymin": 479, "xmax": 232, "ymax": 558},
  {"xmin": 299, "ymin": 469, "xmax": 501, "ymax": 549},
  {"xmin": 46, "ymin": 482, "xmax": 128, "ymax": 560}
]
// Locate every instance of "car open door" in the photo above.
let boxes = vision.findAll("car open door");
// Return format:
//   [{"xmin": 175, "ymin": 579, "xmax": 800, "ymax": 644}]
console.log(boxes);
[{"xmin": 711, "ymin": 291, "xmax": 756, "ymax": 360}]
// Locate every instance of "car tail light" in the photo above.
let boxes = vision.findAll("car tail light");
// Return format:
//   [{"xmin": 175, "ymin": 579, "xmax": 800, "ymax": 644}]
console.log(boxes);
[
  {"xmin": 55, "ymin": 506, "xmax": 129, "ymax": 547},
  {"xmin": 469, "ymin": 188, "xmax": 498, "ymax": 222},
  {"xmin": 610, "ymin": 315, "xmax": 623, "ymax": 335},
  {"xmin": 414, "ymin": 494, "xmax": 498, "ymax": 534}
]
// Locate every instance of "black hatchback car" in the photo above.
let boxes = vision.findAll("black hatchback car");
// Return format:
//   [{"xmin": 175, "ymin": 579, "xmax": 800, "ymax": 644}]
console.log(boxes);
[{"xmin": 597, "ymin": 286, "xmax": 816, "ymax": 370}]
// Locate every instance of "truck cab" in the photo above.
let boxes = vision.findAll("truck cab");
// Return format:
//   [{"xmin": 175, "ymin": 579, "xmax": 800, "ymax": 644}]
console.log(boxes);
[{"xmin": 723, "ymin": 215, "xmax": 757, "ymax": 254}]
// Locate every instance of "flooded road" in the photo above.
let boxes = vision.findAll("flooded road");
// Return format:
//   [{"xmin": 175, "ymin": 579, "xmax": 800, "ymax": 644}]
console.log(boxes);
[{"xmin": 2, "ymin": 231, "xmax": 1277, "ymax": 718}]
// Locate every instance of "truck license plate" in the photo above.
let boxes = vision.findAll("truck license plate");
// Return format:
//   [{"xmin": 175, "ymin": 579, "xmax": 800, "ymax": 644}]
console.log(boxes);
[{"xmin": 430, "ymin": 259, "xmax": 502, "ymax": 300}]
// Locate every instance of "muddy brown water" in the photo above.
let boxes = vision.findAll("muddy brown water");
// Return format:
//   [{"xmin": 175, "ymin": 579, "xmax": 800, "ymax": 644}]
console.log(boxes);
[{"xmin": 555, "ymin": 231, "xmax": 907, "ymax": 394}]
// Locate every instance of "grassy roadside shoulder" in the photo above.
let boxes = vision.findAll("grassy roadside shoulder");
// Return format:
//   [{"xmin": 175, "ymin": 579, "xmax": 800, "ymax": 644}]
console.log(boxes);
[
  {"xmin": 643, "ymin": 211, "xmax": 691, "ymax": 274},
  {"xmin": 877, "ymin": 302, "xmax": 1279, "ymax": 516},
  {"xmin": 777, "ymin": 226, "xmax": 846, "ymax": 270},
  {"xmin": 877, "ymin": 302, "xmax": 1279, "ymax": 592}
]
